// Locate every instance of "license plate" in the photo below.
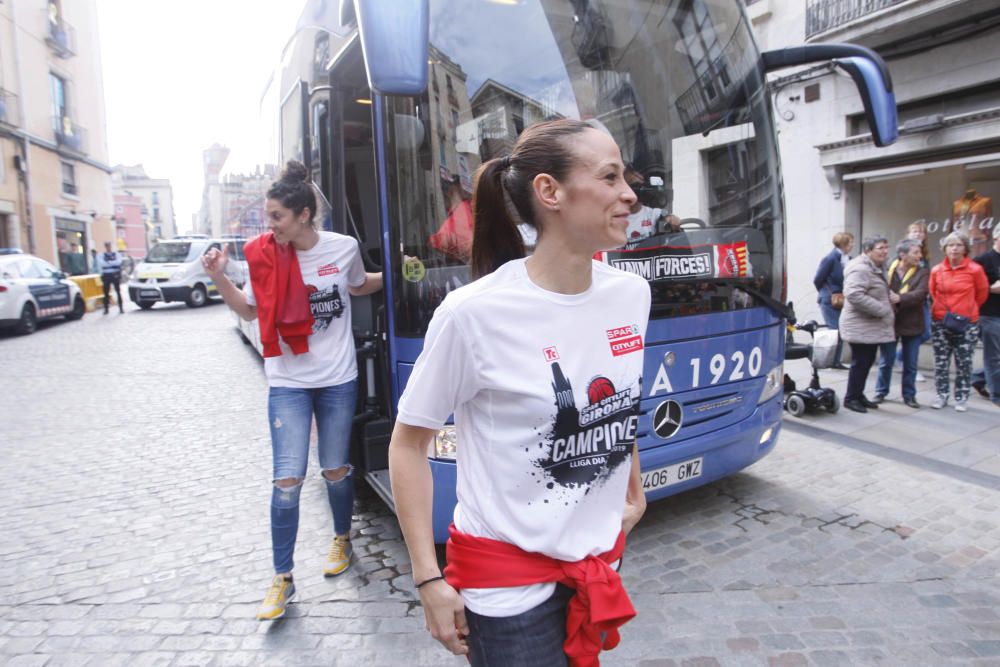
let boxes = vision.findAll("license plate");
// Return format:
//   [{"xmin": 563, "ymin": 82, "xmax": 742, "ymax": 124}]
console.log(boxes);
[
  {"xmin": 140, "ymin": 289, "xmax": 160, "ymax": 298},
  {"xmin": 641, "ymin": 457, "xmax": 703, "ymax": 492}
]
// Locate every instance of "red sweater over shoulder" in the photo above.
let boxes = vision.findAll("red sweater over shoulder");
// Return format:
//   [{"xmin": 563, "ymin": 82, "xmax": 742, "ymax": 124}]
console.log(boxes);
[
  {"xmin": 244, "ymin": 232, "xmax": 314, "ymax": 358},
  {"xmin": 444, "ymin": 525, "xmax": 635, "ymax": 667}
]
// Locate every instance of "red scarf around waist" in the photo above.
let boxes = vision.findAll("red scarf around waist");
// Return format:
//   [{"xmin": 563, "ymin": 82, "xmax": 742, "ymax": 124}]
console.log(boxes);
[
  {"xmin": 444, "ymin": 524, "xmax": 636, "ymax": 667},
  {"xmin": 244, "ymin": 232, "xmax": 314, "ymax": 358}
]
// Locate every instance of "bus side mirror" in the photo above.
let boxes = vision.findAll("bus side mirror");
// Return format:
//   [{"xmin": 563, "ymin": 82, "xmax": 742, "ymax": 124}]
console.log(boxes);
[
  {"xmin": 354, "ymin": 0, "xmax": 429, "ymax": 96},
  {"xmin": 761, "ymin": 43, "xmax": 898, "ymax": 147}
]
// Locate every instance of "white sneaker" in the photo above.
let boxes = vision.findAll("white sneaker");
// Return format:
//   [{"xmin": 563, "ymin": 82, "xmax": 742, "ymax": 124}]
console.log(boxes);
[
  {"xmin": 915, "ymin": 371, "xmax": 926, "ymax": 383},
  {"xmin": 931, "ymin": 396, "xmax": 948, "ymax": 409},
  {"xmin": 955, "ymin": 401, "xmax": 968, "ymax": 413}
]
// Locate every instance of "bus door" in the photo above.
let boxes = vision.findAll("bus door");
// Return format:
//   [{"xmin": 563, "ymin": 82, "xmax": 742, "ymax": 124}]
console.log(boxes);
[{"xmin": 315, "ymin": 39, "xmax": 393, "ymax": 473}]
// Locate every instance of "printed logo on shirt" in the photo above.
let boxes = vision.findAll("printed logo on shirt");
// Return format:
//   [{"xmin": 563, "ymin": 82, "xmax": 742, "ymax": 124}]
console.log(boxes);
[
  {"xmin": 318, "ymin": 263, "xmax": 340, "ymax": 277},
  {"xmin": 607, "ymin": 324, "xmax": 643, "ymax": 356},
  {"xmin": 306, "ymin": 283, "xmax": 345, "ymax": 333},
  {"xmin": 543, "ymin": 346, "xmax": 560, "ymax": 361},
  {"xmin": 527, "ymin": 363, "xmax": 639, "ymax": 496}
]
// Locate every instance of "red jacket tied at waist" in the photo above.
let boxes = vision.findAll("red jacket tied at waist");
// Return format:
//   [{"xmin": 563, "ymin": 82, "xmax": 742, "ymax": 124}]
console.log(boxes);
[
  {"xmin": 444, "ymin": 525, "xmax": 636, "ymax": 667},
  {"xmin": 929, "ymin": 257, "xmax": 989, "ymax": 323},
  {"xmin": 244, "ymin": 232, "xmax": 314, "ymax": 358}
]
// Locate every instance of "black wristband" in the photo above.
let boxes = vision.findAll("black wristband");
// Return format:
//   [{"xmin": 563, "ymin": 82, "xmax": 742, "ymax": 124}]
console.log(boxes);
[{"xmin": 415, "ymin": 575, "xmax": 445, "ymax": 590}]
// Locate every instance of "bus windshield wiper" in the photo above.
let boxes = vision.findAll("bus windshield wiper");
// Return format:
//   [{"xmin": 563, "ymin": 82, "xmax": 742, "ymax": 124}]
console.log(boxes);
[{"xmin": 713, "ymin": 281, "xmax": 795, "ymax": 323}]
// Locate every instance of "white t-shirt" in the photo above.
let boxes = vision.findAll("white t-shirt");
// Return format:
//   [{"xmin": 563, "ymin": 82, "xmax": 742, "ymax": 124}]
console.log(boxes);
[
  {"xmin": 245, "ymin": 231, "xmax": 366, "ymax": 388},
  {"xmin": 624, "ymin": 206, "xmax": 663, "ymax": 244},
  {"xmin": 397, "ymin": 258, "xmax": 651, "ymax": 617}
]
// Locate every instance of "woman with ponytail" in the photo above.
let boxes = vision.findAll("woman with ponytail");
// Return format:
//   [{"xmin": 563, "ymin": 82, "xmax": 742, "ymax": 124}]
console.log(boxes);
[
  {"xmin": 389, "ymin": 120, "xmax": 651, "ymax": 665},
  {"xmin": 202, "ymin": 160, "xmax": 382, "ymax": 620}
]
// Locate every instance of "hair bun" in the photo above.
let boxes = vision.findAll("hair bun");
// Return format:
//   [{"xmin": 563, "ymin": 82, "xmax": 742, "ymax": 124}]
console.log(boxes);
[{"xmin": 281, "ymin": 160, "xmax": 309, "ymax": 184}]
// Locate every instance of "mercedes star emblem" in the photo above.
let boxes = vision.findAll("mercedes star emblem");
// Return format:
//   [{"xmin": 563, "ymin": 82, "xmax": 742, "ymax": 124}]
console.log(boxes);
[{"xmin": 652, "ymin": 400, "xmax": 683, "ymax": 439}]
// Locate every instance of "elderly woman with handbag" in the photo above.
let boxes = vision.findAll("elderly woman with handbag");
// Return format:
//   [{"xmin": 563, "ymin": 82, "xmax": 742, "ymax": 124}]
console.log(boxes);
[
  {"xmin": 813, "ymin": 232, "xmax": 854, "ymax": 369},
  {"xmin": 928, "ymin": 232, "xmax": 989, "ymax": 411},
  {"xmin": 839, "ymin": 235, "xmax": 897, "ymax": 413},
  {"xmin": 873, "ymin": 239, "xmax": 929, "ymax": 408}
]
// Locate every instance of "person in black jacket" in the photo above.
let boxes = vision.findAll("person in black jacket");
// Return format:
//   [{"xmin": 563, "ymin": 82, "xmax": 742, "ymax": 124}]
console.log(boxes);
[{"xmin": 813, "ymin": 232, "xmax": 854, "ymax": 369}]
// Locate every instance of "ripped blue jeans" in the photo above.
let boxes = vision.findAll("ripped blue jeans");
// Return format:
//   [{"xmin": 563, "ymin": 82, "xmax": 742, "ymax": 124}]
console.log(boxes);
[{"xmin": 268, "ymin": 380, "xmax": 357, "ymax": 574}]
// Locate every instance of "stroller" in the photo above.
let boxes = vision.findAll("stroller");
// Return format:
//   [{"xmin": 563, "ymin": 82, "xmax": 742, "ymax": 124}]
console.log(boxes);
[{"xmin": 783, "ymin": 319, "xmax": 840, "ymax": 417}]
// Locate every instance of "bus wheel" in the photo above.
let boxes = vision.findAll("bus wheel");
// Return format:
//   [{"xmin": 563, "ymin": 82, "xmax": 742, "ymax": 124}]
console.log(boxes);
[
  {"xmin": 785, "ymin": 394, "xmax": 806, "ymax": 418},
  {"xmin": 66, "ymin": 295, "xmax": 85, "ymax": 320},
  {"xmin": 186, "ymin": 284, "xmax": 207, "ymax": 308},
  {"xmin": 16, "ymin": 303, "xmax": 37, "ymax": 335},
  {"xmin": 138, "ymin": 301, "xmax": 155, "ymax": 310}
]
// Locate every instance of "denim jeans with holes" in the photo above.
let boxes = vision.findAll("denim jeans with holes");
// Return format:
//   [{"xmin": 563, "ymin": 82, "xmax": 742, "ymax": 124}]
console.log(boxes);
[{"xmin": 267, "ymin": 380, "xmax": 357, "ymax": 574}]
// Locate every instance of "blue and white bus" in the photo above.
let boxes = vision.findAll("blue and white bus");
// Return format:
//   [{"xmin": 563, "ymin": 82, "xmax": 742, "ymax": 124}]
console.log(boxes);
[{"xmin": 236, "ymin": 0, "xmax": 897, "ymax": 542}]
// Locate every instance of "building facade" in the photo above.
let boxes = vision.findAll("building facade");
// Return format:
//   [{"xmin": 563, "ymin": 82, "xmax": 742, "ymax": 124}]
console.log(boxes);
[
  {"xmin": 0, "ymin": 0, "xmax": 114, "ymax": 275},
  {"xmin": 748, "ymin": 0, "xmax": 1000, "ymax": 321},
  {"xmin": 111, "ymin": 164, "xmax": 176, "ymax": 250}
]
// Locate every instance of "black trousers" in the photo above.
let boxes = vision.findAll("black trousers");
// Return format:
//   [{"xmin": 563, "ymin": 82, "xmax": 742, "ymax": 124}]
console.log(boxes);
[
  {"xmin": 102, "ymin": 273, "xmax": 122, "ymax": 312},
  {"xmin": 845, "ymin": 342, "xmax": 879, "ymax": 402}
]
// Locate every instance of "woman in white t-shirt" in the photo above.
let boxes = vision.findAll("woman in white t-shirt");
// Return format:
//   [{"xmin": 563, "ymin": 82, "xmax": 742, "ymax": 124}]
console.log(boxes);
[
  {"xmin": 389, "ymin": 120, "xmax": 650, "ymax": 666},
  {"xmin": 202, "ymin": 161, "xmax": 382, "ymax": 621}
]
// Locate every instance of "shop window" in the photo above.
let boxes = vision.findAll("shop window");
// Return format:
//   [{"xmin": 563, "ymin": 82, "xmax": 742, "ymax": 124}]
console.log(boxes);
[
  {"xmin": 859, "ymin": 162, "xmax": 999, "ymax": 264},
  {"xmin": 60, "ymin": 161, "xmax": 77, "ymax": 196}
]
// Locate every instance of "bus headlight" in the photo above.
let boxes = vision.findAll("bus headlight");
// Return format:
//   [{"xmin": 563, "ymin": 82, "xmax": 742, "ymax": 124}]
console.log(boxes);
[
  {"xmin": 170, "ymin": 269, "xmax": 186, "ymax": 281},
  {"xmin": 432, "ymin": 426, "xmax": 457, "ymax": 460},
  {"xmin": 757, "ymin": 364, "xmax": 783, "ymax": 405}
]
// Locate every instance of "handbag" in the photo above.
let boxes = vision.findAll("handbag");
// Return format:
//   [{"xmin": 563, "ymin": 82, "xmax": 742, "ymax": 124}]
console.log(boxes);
[
  {"xmin": 942, "ymin": 311, "xmax": 971, "ymax": 334},
  {"xmin": 830, "ymin": 292, "xmax": 845, "ymax": 310}
]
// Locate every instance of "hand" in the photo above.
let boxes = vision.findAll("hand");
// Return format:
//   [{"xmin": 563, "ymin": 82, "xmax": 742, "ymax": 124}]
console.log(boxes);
[
  {"xmin": 201, "ymin": 246, "xmax": 229, "ymax": 280},
  {"xmin": 889, "ymin": 291, "xmax": 901, "ymax": 305},
  {"xmin": 419, "ymin": 579, "xmax": 469, "ymax": 656}
]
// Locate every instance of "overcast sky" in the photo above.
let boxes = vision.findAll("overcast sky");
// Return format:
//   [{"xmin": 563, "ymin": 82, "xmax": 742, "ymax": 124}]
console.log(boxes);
[{"xmin": 97, "ymin": 0, "xmax": 303, "ymax": 233}]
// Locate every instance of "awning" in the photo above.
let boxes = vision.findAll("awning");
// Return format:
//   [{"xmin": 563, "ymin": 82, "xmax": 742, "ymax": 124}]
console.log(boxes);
[{"xmin": 843, "ymin": 151, "xmax": 1000, "ymax": 182}]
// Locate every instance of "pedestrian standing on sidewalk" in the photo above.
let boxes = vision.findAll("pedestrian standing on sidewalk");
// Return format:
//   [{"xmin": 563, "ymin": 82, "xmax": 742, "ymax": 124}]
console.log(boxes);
[
  {"xmin": 97, "ymin": 241, "xmax": 124, "ymax": 314},
  {"xmin": 873, "ymin": 239, "xmax": 928, "ymax": 408},
  {"xmin": 971, "ymin": 228, "xmax": 1000, "ymax": 407},
  {"xmin": 813, "ymin": 231, "xmax": 854, "ymax": 370},
  {"xmin": 201, "ymin": 161, "xmax": 383, "ymax": 620},
  {"xmin": 840, "ymin": 235, "xmax": 897, "ymax": 413},
  {"xmin": 928, "ymin": 232, "xmax": 989, "ymax": 411},
  {"xmin": 389, "ymin": 120, "xmax": 649, "ymax": 666},
  {"xmin": 905, "ymin": 221, "xmax": 932, "ymax": 381}
]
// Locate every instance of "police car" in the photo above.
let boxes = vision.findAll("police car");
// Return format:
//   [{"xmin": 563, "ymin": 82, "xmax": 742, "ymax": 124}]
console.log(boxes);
[{"xmin": 0, "ymin": 251, "xmax": 85, "ymax": 335}]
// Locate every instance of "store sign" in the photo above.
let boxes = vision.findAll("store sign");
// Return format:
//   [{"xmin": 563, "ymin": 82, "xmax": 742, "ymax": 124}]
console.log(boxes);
[{"xmin": 56, "ymin": 218, "xmax": 86, "ymax": 233}]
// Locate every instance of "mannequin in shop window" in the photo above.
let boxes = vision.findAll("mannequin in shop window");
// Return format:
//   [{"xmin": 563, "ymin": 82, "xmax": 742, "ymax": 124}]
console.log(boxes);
[{"xmin": 952, "ymin": 188, "xmax": 993, "ymax": 258}]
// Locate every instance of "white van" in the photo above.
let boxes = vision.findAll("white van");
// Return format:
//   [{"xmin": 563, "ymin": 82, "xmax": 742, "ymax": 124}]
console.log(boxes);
[{"xmin": 128, "ymin": 236, "xmax": 246, "ymax": 309}]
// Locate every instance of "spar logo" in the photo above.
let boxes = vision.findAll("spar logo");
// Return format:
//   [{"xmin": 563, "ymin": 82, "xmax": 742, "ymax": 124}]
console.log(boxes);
[{"xmin": 606, "ymin": 324, "xmax": 643, "ymax": 357}]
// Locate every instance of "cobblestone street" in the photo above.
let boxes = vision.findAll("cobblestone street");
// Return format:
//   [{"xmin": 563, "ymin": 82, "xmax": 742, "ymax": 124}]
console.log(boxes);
[{"xmin": 2, "ymin": 303, "xmax": 999, "ymax": 666}]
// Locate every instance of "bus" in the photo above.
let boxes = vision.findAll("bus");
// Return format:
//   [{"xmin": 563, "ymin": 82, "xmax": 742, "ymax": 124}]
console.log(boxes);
[{"xmin": 234, "ymin": 0, "xmax": 897, "ymax": 543}]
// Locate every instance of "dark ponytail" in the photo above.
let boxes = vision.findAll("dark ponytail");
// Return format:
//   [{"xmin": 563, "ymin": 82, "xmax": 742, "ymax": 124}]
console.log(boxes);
[
  {"xmin": 267, "ymin": 160, "xmax": 317, "ymax": 225},
  {"xmin": 470, "ymin": 119, "xmax": 593, "ymax": 279}
]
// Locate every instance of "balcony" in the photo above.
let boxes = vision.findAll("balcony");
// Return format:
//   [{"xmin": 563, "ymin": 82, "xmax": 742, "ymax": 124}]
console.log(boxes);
[
  {"xmin": 805, "ymin": 0, "xmax": 976, "ymax": 46},
  {"xmin": 44, "ymin": 13, "xmax": 76, "ymax": 59},
  {"xmin": 0, "ymin": 89, "xmax": 19, "ymax": 127},
  {"xmin": 52, "ymin": 116, "xmax": 87, "ymax": 154},
  {"xmin": 806, "ymin": 0, "xmax": 906, "ymax": 38}
]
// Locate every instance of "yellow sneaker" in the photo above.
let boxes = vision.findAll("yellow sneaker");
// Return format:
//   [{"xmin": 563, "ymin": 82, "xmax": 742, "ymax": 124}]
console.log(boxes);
[
  {"xmin": 323, "ymin": 535, "xmax": 353, "ymax": 577},
  {"xmin": 256, "ymin": 575, "xmax": 295, "ymax": 620}
]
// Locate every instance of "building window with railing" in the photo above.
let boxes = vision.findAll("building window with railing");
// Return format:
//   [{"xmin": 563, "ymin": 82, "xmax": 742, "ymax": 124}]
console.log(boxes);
[
  {"xmin": 675, "ymin": 0, "xmax": 730, "ymax": 105},
  {"xmin": 60, "ymin": 161, "xmax": 77, "ymax": 197}
]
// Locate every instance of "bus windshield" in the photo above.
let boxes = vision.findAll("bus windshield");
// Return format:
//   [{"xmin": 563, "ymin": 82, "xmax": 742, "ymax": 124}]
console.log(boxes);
[{"xmin": 385, "ymin": 0, "xmax": 783, "ymax": 336}]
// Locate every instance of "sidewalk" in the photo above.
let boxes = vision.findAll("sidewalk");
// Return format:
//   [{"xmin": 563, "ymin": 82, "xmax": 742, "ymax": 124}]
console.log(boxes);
[{"xmin": 783, "ymin": 356, "xmax": 1000, "ymax": 477}]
